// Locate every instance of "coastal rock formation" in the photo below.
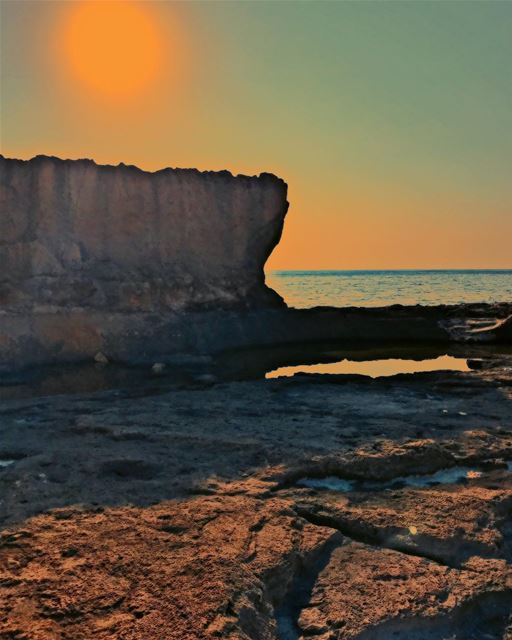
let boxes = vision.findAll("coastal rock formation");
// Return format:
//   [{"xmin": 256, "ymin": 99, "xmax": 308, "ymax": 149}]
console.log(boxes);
[
  {"xmin": 441, "ymin": 312, "xmax": 512, "ymax": 343},
  {"xmin": 1, "ymin": 352, "xmax": 512, "ymax": 638},
  {"xmin": 1, "ymin": 156, "xmax": 511, "ymax": 371},
  {"xmin": 1, "ymin": 425, "xmax": 511, "ymax": 638},
  {"xmin": 0, "ymin": 155, "xmax": 288, "ymax": 312},
  {"xmin": 295, "ymin": 543, "xmax": 511, "ymax": 639},
  {"xmin": 0, "ymin": 155, "xmax": 288, "ymax": 368}
]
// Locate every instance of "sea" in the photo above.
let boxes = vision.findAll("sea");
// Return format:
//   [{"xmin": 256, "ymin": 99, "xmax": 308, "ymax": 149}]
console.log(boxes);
[{"xmin": 266, "ymin": 269, "xmax": 512, "ymax": 308}]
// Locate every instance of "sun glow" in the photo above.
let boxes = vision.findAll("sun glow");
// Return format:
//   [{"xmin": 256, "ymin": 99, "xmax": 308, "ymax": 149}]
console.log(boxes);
[{"xmin": 61, "ymin": 1, "xmax": 164, "ymax": 101}]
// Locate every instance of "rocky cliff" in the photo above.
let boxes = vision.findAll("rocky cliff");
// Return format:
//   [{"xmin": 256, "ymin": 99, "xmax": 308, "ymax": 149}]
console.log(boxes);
[
  {"xmin": 0, "ymin": 155, "xmax": 288, "ymax": 312},
  {"xmin": 1, "ymin": 156, "xmax": 510, "ymax": 371}
]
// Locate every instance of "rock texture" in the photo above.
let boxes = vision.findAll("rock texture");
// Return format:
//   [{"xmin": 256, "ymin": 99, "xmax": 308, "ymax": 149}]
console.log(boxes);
[
  {"xmin": 1, "ymin": 353, "xmax": 512, "ymax": 638},
  {"xmin": 296, "ymin": 543, "xmax": 511, "ymax": 639},
  {"xmin": 0, "ymin": 154, "xmax": 291, "ymax": 369},
  {"xmin": 0, "ymin": 494, "xmax": 339, "ymax": 640},
  {"xmin": 0, "ymin": 155, "xmax": 288, "ymax": 312}
]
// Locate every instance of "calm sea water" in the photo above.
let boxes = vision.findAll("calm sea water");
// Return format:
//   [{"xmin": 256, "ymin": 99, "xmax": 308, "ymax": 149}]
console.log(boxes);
[{"xmin": 266, "ymin": 270, "xmax": 512, "ymax": 308}]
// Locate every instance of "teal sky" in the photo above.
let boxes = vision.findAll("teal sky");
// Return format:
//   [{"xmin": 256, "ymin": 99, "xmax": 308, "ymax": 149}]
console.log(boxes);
[{"xmin": 1, "ymin": 0, "xmax": 511, "ymax": 268}]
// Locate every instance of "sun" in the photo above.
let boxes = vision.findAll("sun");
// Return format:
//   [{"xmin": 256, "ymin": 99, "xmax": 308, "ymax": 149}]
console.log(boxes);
[{"xmin": 61, "ymin": 1, "xmax": 163, "ymax": 101}]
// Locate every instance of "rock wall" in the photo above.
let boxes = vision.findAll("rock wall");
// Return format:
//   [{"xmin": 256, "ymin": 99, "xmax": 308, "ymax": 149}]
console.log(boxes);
[{"xmin": 0, "ymin": 155, "xmax": 288, "ymax": 312}]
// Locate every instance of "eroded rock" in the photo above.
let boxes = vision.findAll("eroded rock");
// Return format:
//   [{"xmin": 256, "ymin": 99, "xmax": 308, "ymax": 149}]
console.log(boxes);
[
  {"xmin": 1, "ymin": 354, "xmax": 511, "ymax": 638},
  {"xmin": 0, "ymin": 155, "xmax": 288, "ymax": 313},
  {"xmin": 296, "ymin": 543, "xmax": 511, "ymax": 639},
  {"xmin": 0, "ymin": 494, "xmax": 337, "ymax": 640},
  {"xmin": 0, "ymin": 155, "xmax": 288, "ymax": 368}
]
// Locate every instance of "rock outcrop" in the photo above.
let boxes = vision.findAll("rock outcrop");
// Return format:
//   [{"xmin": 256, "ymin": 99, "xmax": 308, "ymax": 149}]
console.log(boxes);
[
  {"xmin": 0, "ymin": 155, "xmax": 288, "ymax": 369},
  {"xmin": 0, "ymin": 155, "xmax": 288, "ymax": 312},
  {"xmin": 1, "ymin": 156, "xmax": 510, "ymax": 371}
]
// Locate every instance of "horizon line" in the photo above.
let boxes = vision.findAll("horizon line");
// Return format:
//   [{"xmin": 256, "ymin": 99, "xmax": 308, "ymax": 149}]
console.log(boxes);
[{"xmin": 268, "ymin": 268, "xmax": 512, "ymax": 273}]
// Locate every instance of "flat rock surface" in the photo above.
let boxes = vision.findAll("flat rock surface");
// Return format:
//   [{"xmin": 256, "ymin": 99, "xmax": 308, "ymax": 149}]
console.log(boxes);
[
  {"xmin": 1, "ymin": 349, "xmax": 512, "ymax": 638},
  {"xmin": 297, "ymin": 543, "xmax": 511, "ymax": 640}
]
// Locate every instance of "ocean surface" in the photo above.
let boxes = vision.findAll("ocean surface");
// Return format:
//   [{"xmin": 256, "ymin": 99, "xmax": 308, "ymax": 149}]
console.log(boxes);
[{"xmin": 266, "ymin": 270, "xmax": 512, "ymax": 308}]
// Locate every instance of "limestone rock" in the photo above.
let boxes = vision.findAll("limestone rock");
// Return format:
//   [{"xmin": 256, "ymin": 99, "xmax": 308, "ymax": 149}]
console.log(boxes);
[
  {"xmin": 0, "ymin": 494, "xmax": 337, "ymax": 640},
  {"xmin": 0, "ymin": 154, "xmax": 288, "ymax": 369},
  {"xmin": 0, "ymin": 155, "xmax": 288, "ymax": 313},
  {"xmin": 297, "ymin": 542, "xmax": 511, "ymax": 639}
]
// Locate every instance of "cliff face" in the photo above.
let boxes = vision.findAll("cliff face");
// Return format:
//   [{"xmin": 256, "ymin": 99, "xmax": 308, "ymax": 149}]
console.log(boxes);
[{"xmin": 0, "ymin": 155, "xmax": 288, "ymax": 312}]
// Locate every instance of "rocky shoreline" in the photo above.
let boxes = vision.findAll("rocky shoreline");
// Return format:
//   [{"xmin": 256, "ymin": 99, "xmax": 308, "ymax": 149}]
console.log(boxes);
[
  {"xmin": 1, "ymin": 157, "xmax": 511, "ymax": 371},
  {"xmin": 1, "ymin": 338, "xmax": 511, "ymax": 639},
  {"xmin": 1, "ymin": 156, "xmax": 511, "ymax": 637},
  {"xmin": 0, "ymin": 301, "xmax": 511, "ymax": 374}
]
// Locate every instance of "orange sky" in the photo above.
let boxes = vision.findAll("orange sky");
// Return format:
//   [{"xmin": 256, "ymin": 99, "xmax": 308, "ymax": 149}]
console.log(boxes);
[{"xmin": 1, "ymin": 0, "xmax": 511, "ymax": 269}]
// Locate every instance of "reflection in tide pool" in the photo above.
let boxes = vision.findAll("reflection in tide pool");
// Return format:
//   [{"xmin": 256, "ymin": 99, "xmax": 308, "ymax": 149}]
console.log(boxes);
[
  {"xmin": 297, "ymin": 466, "xmax": 485, "ymax": 493},
  {"xmin": 266, "ymin": 355, "xmax": 470, "ymax": 379}
]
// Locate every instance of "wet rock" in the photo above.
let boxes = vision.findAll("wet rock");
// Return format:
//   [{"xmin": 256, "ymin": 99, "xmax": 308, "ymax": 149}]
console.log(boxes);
[
  {"xmin": 494, "ymin": 315, "xmax": 512, "ymax": 342},
  {"xmin": 441, "ymin": 313, "xmax": 512, "ymax": 344},
  {"xmin": 468, "ymin": 358, "xmax": 485, "ymax": 370},
  {"xmin": 194, "ymin": 373, "xmax": 217, "ymax": 385},
  {"xmin": 292, "ymin": 475, "xmax": 512, "ymax": 568},
  {"xmin": 99, "ymin": 459, "xmax": 161, "ymax": 481}
]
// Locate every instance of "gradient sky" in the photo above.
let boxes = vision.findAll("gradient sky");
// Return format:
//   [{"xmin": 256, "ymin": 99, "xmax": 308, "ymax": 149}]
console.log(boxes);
[{"xmin": 1, "ymin": 0, "xmax": 511, "ymax": 269}]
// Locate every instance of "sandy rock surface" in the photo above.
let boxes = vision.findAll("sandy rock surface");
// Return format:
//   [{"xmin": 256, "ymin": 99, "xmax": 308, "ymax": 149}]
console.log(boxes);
[
  {"xmin": 297, "ymin": 543, "xmax": 511, "ymax": 640},
  {"xmin": 1, "ymin": 351, "xmax": 512, "ymax": 638},
  {"xmin": 0, "ymin": 494, "xmax": 338, "ymax": 640}
]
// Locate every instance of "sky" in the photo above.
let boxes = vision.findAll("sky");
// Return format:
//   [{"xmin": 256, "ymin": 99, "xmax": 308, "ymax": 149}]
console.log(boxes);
[{"xmin": 1, "ymin": 0, "xmax": 511, "ymax": 270}]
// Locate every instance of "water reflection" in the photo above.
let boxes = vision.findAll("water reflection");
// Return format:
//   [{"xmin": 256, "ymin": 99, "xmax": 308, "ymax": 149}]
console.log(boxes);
[
  {"xmin": 266, "ymin": 355, "xmax": 470, "ymax": 379},
  {"xmin": 297, "ymin": 466, "xmax": 487, "ymax": 493},
  {"xmin": 1, "ymin": 342, "xmax": 506, "ymax": 401}
]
